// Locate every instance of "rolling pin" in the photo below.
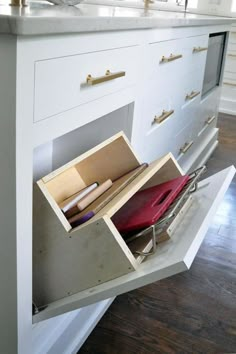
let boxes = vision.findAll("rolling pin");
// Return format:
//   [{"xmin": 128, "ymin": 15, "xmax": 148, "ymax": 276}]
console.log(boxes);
[{"xmin": 77, "ymin": 179, "xmax": 113, "ymax": 212}]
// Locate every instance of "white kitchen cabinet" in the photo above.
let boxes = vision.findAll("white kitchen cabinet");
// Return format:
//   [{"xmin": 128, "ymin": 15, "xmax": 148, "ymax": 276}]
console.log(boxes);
[
  {"xmin": 220, "ymin": 24, "xmax": 236, "ymax": 114},
  {"xmin": 0, "ymin": 4, "xmax": 234, "ymax": 353}
]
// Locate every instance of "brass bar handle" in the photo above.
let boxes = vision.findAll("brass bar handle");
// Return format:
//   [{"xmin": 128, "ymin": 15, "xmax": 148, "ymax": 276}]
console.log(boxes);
[
  {"xmin": 180, "ymin": 141, "xmax": 194, "ymax": 154},
  {"xmin": 86, "ymin": 70, "xmax": 126, "ymax": 86},
  {"xmin": 153, "ymin": 109, "xmax": 174, "ymax": 124},
  {"xmin": 206, "ymin": 115, "xmax": 216, "ymax": 125},
  {"xmin": 223, "ymin": 82, "xmax": 236, "ymax": 87},
  {"xmin": 160, "ymin": 54, "xmax": 183, "ymax": 63},
  {"xmin": 193, "ymin": 46, "xmax": 208, "ymax": 53},
  {"xmin": 228, "ymin": 53, "xmax": 236, "ymax": 57},
  {"xmin": 186, "ymin": 91, "xmax": 200, "ymax": 101}
]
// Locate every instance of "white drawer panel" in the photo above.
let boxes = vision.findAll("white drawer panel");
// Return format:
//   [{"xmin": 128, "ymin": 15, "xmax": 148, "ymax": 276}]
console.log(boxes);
[
  {"xmin": 172, "ymin": 122, "xmax": 195, "ymax": 161},
  {"xmin": 148, "ymin": 35, "xmax": 208, "ymax": 81},
  {"xmin": 34, "ymin": 46, "xmax": 139, "ymax": 122},
  {"xmin": 141, "ymin": 83, "xmax": 181, "ymax": 136},
  {"xmin": 180, "ymin": 96, "xmax": 201, "ymax": 138},
  {"xmin": 181, "ymin": 69, "xmax": 204, "ymax": 109},
  {"xmin": 196, "ymin": 89, "xmax": 219, "ymax": 136},
  {"xmin": 143, "ymin": 116, "xmax": 177, "ymax": 163},
  {"xmin": 186, "ymin": 35, "xmax": 208, "ymax": 71}
]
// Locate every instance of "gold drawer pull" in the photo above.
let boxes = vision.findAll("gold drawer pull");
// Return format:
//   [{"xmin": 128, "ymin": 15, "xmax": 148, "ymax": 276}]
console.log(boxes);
[
  {"xmin": 180, "ymin": 141, "xmax": 194, "ymax": 154},
  {"xmin": 186, "ymin": 91, "xmax": 200, "ymax": 100},
  {"xmin": 160, "ymin": 54, "xmax": 183, "ymax": 63},
  {"xmin": 193, "ymin": 46, "xmax": 208, "ymax": 53},
  {"xmin": 86, "ymin": 70, "xmax": 126, "ymax": 86},
  {"xmin": 153, "ymin": 109, "xmax": 174, "ymax": 124},
  {"xmin": 223, "ymin": 81, "xmax": 236, "ymax": 87},
  {"xmin": 228, "ymin": 53, "xmax": 236, "ymax": 57},
  {"xmin": 206, "ymin": 115, "xmax": 216, "ymax": 125}
]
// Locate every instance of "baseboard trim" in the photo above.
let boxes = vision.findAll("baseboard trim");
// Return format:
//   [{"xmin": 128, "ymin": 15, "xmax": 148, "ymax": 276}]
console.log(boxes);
[
  {"xmin": 219, "ymin": 98, "xmax": 236, "ymax": 116},
  {"xmin": 33, "ymin": 298, "xmax": 114, "ymax": 354}
]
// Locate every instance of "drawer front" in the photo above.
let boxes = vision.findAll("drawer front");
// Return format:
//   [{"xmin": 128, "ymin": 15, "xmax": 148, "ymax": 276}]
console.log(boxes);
[
  {"xmin": 34, "ymin": 46, "xmax": 139, "ymax": 122},
  {"xmin": 185, "ymin": 35, "xmax": 208, "ymax": 72},
  {"xmin": 181, "ymin": 68, "xmax": 204, "ymax": 109},
  {"xmin": 148, "ymin": 35, "xmax": 208, "ymax": 81},
  {"xmin": 141, "ymin": 81, "xmax": 181, "ymax": 136},
  {"xmin": 143, "ymin": 116, "xmax": 177, "ymax": 162},
  {"xmin": 179, "ymin": 96, "xmax": 201, "ymax": 138},
  {"xmin": 149, "ymin": 38, "xmax": 186, "ymax": 80},
  {"xmin": 196, "ymin": 88, "xmax": 219, "ymax": 136},
  {"xmin": 197, "ymin": 105, "xmax": 217, "ymax": 138},
  {"xmin": 172, "ymin": 122, "xmax": 195, "ymax": 162}
]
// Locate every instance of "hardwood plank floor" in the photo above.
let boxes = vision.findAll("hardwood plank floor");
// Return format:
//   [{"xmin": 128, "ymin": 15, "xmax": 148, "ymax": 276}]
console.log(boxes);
[{"xmin": 79, "ymin": 113, "xmax": 236, "ymax": 354}]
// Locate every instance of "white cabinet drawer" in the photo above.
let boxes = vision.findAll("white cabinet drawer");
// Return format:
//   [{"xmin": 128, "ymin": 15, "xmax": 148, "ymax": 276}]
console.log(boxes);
[
  {"xmin": 181, "ymin": 68, "xmax": 204, "ymax": 109},
  {"xmin": 148, "ymin": 35, "xmax": 208, "ymax": 81},
  {"xmin": 172, "ymin": 122, "xmax": 195, "ymax": 162},
  {"xmin": 143, "ymin": 115, "xmax": 177, "ymax": 163},
  {"xmin": 34, "ymin": 46, "xmax": 139, "ymax": 122},
  {"xmin": 180, "ymin": 98, "xmax": 201, "ymax": 139},
  {"xmin": 196, "ymin": 91, "xmax": 218, "ymax": 137},
  {"xmin": 141, "ymin": 81, "xmax": 181, "ymax": 136},
  {"xmin": 185, "ymin": 35, "xmax": 208, "ymax": 71}
]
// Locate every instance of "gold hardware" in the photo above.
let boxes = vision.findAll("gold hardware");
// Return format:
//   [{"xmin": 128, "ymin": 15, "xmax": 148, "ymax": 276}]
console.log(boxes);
[
  {"xmin": 223, "ymin": 82, "xmax": 236, "ymax": 87},
  {"xmin": 10, "ymin": 0, "xmax": 27, "ymax": 6},
  {"xmin": 160, "ymin": 54, "xmax": 183, "ymax": 63},
  {"xmin": 193, "ymin": 47, "xmax": 208, "ymax": 53},
  {"xmin": 180, "ymin": 141, "xmax": 194, "ymax": 154},
  {"xmin": 153, "ymin": 109, "xmax": 174, "ymax": 124},
  {"xmin": 206, "ymin": 115, "xmax": 216, "ymax": 125},
  {"xmin": 86, "ymin": 70, "xmax": 126, "ymax": 86},
  {"xmin": 186, "ymin": 91, "xmax": 200, "ymax": 100},
  {"xmin": 144, "ymin": 0, "xmax": 154, "ymax": 9},
  {"xmin": 228, "ymin": 53, "xmax": 236, "ymax": 57}
]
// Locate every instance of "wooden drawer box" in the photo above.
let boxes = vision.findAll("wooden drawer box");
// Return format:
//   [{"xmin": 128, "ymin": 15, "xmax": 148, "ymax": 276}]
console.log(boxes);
[
  {"xmin": 33, "ymin": 132, "xmax": 183, "ymax": 307},
  {"xmin": 34, "ymin": 45, "xmax": 139, "ymax": 122},
  {"xmin": 33, "ymin": 132, "xmax": 235, "ymax": 323}
]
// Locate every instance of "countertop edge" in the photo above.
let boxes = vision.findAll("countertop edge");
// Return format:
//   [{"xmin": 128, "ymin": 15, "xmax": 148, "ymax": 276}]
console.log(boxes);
[{"xmin": 0, "ymin": 5, "xmax": 235, "ymax": 36}]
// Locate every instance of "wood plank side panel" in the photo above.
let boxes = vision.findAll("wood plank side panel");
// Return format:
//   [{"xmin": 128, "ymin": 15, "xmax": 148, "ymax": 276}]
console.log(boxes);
[{"xmin": 75, "ymin": 135, "xmax": 141, "ymax": 185}]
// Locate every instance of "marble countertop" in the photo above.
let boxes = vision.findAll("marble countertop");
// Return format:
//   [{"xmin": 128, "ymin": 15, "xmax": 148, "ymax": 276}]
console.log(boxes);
[{"xmin": 0, "ymin": 1, "xmax": 235, "ymax": 36}]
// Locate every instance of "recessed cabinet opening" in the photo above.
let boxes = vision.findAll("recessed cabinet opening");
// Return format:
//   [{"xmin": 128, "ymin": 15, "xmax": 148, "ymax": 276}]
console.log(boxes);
[
  {"xmin": 33, "ymin": 104, "xmax": 134, "ymax": 182},
  {"xmin": 32, "ymin": 108, "xmax": 235, "ymax": 325},
  {"xmin": 33, "ymin": 128, "xmax": 184, "ymax": 308}
]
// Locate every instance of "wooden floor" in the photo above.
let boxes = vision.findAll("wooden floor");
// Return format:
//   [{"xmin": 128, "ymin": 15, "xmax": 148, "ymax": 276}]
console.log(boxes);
[{"xmin": 79, "ymin": 113, "xmax": 236, "ymax": 354}]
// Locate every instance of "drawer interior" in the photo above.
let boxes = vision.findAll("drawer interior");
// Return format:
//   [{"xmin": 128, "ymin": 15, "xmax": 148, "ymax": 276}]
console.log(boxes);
[{"xmin": 33, "ymin": 132, "xmax": 184, "ymax": 308}]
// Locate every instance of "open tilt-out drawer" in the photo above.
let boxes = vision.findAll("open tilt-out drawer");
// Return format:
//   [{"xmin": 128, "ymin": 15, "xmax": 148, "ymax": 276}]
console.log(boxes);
[{"xmin": 33, "ymin": 132, "xmax": 235, "ymax": 323}]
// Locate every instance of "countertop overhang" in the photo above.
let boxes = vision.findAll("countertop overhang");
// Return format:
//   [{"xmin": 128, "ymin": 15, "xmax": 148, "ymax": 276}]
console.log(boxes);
[{"xmin": 0, "ymin": 1, "xmax": 235, "ymax": 36}]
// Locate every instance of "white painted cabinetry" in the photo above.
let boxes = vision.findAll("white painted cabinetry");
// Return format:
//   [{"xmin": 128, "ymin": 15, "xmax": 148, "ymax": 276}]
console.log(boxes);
[
  {"xmin": 0, "ymin": 21, "xmax": 234, "ymax": 354},
  {"xmin": 220, "ymin": 24, "xmax": 236, "ymax": 114}
]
